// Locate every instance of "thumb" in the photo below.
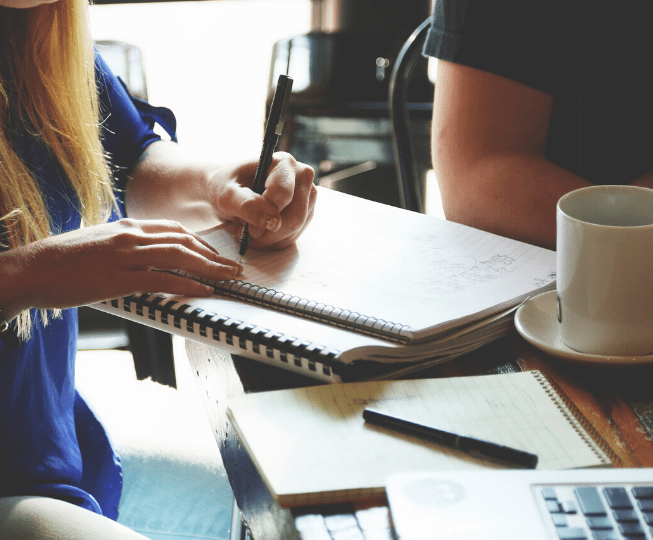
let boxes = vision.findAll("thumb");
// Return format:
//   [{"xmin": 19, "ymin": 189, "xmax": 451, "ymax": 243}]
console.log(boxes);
[{"xmin": 228, "ymin": 184, "xmax": 283, "ymax": 234}]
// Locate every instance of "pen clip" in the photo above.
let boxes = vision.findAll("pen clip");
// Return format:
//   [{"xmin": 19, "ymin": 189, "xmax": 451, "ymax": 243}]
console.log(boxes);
[
  {"xmin": 275, "ymin": 82, "xmax": 293, "ymax": 135},
  {"xmin": 265, "ymin": 75, "xmax": 293, "ymax": 139}
]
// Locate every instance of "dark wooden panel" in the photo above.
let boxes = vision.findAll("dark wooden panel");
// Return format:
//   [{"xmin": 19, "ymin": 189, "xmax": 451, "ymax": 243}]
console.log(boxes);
[{"xmin": 186, "ymin": 342, "xmax": 305, "ymax": 540}]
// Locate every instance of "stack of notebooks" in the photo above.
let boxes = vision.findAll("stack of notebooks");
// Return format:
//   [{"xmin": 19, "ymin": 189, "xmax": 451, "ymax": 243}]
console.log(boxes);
[{"xmin": 92, "ymin": 187, "xmax": 556, "ymax": 382}]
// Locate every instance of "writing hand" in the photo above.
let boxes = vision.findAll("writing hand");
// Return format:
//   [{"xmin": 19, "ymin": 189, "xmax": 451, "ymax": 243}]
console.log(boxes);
[{"xmin": 211, "ymin": 152, "xmax": 317, "ymax": 251}]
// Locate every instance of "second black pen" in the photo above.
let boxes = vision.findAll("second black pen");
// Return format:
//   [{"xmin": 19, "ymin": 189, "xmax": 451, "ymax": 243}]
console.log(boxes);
[{"xmin": 363, "ymin": 408, "xmax": 539, "ymax": 469}]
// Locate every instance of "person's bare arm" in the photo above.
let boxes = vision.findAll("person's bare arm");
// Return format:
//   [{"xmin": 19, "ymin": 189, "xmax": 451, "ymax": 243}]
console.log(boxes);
[
  {"xmin": 432, "ymin": 60, "xmax": 591, "ymax": 250},
  {"xmin": 0, "ymin": 141, "xmax": 316, "ymax": 325},
  {"xmin": 0, "ymin": 219, "xmax": 242, "ymax": 322}
]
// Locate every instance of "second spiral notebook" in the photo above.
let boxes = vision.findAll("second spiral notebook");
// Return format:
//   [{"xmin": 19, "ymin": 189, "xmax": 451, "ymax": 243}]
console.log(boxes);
[
  {"xmin": 226, "ymin": 371, "xmax": 613, "ymax": 507},
  {"xmin": 92, "ymin": 187, "xmax": 556, "ymax": 382}
]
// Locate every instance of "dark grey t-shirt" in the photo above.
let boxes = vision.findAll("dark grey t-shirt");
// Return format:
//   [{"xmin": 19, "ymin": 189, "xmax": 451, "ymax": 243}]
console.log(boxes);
[{"xmin": 424, "ymin": 0, "xmax": 653, "ymax": 185}]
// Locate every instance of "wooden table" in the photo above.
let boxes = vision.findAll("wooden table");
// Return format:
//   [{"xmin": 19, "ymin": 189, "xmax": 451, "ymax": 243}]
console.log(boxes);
[{"xmin": 185, "ymin": 335, "xmax": 653, "ymax": 540}]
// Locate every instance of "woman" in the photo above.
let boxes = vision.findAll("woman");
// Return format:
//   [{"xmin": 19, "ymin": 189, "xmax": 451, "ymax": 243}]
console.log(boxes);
[{"xmin": 0, "ymin": 0, "xmax": 316, "ymax": 537}]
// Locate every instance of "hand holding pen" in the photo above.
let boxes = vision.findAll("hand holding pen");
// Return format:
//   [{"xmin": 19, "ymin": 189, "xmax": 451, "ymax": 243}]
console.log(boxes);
[{"xmin": 239, "ymin": 74, "xmax": 294, "ymax": 258}]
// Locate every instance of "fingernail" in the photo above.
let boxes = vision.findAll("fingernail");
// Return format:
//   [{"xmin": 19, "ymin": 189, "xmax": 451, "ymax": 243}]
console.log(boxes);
[
  {"xmin": 202, "ymin": 285, "xmax": 214, "ymax": 295},
  {"xmin": 265, "ymin": 217, "xmax": 279, "ymax": 231}
]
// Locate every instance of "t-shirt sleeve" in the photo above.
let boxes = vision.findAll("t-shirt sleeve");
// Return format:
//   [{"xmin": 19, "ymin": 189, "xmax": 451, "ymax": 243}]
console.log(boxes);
[
  {"xmin": 95, "ymin": 52, "xmax": 177, "ymax": 169},
  {"xmin": 95, "ymin": 52, "xmax": 178, "ymax": 216},
  {"xmin": 423, "ymin": 0, "xmax": 577, "ymax": 96}
]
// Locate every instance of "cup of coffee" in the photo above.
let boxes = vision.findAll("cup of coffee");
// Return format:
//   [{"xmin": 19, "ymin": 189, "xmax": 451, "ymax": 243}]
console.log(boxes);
[{"xmin": 557, "ymin": 185, "xmax": 653, "ymax": 356}]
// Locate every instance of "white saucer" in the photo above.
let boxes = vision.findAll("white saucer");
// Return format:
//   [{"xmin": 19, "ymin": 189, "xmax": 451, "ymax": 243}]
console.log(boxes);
[{"xmin": 514, "ymin": 290, "xmax": 653, "ymax": 367}]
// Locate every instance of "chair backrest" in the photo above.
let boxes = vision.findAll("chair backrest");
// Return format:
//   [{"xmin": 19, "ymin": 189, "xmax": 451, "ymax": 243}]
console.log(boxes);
[
  {"xmin": 389, "ymin": 17, "xmax": 432, "ymax": 213},
  {"xmin": 95, "ymin": 40, "xmax": 148, "ymax": 101}
]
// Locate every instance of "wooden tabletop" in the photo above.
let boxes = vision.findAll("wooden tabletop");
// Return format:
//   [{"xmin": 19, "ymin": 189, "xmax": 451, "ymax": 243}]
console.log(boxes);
[{"xmin": 185, "ymin": 335, "xmax": 653, "ymax": 540}]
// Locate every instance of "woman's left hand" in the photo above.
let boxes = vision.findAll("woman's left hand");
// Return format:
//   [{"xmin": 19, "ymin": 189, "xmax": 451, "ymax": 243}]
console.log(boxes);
[{"xmin": 209, "ymin": 152, "xmax": 317, "ymax": 250}]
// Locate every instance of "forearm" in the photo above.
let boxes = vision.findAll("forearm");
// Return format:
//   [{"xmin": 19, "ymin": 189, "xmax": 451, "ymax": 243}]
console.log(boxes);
[
  {"xmin": 0, "ymin": 249, "xmax": 35, "ymax": 320},
  {"xmin": 432, "ymin": 60, "xmax": 590, "ymax": 251},
  {"xmin": 125, "ymin": 140, "xmax": 224, "ymax": 231},
  {"xmin": 435, "ymin": 151, "xmax": 590, "ymax": 251}
]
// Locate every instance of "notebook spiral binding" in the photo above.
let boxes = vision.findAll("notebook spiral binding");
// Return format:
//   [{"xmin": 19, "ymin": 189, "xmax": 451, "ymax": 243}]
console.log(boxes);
[
  {"xmin": 105, "ymin": 293, "xmax": 344, "ymax": 380},
  {"xmin": 208, "ymin": 279, "xmax": 414, "ymax": 343},
  {"xmin": 172, "ymin": 271, "xmax": 413, "ymax": 342},
  {"xmin": 533, "ymin": 370, "xmax": 619, "ymax": 466}
]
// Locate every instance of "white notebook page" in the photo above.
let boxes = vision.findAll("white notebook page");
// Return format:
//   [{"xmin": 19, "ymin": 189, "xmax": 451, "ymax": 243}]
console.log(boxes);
[
  {"xmin": 227, "ymin": 371, "xmax": 610, "ymax": 507},
  {"xmin": 202, "ymin": 188, "xmax": 555, "ymax": 339}
]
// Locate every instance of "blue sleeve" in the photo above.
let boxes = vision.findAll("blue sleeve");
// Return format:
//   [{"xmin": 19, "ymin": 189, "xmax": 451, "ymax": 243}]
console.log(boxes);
[{"xmin": 95, "ymin": 53, "xmax": 178, "ymax": 206}]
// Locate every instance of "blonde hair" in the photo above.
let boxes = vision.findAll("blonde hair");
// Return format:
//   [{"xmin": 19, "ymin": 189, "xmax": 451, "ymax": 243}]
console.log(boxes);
[{"xmin": 0, "ymin": 0, "xmax": 116, "ymax": 337}]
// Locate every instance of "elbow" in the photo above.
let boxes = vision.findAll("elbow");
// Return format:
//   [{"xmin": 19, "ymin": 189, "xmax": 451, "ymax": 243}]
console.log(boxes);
[
  {"xmin": 431, "ymin": 129, "xmax": 505, "ymax": 231},
  {"xmin": 431, "ymin": 127, "xmax": 477, "ymax": 225}
]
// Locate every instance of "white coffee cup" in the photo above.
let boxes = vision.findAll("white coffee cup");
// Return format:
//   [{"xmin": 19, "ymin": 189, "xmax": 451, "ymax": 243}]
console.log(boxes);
[{"xmin": 557, "ymin": 185, "xmax": 653, "ymax": 357}]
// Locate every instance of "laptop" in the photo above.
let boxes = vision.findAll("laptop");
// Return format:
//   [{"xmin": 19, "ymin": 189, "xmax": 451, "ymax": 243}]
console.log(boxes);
[{"xmin": 386, "ymin": 468, "xmax": 653, "ymax": 540}]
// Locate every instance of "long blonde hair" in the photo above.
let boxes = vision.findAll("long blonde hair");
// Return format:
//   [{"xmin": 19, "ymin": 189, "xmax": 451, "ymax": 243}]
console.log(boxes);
[{"xmin": 0, "ymin": 0, "xmax": 115, "ymax": 337}]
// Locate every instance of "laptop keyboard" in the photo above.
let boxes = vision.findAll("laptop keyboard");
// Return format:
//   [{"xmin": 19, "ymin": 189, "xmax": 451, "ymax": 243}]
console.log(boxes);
[{"xmin": 541, "ymin": 484, "xmax": 653, "ymax": 540}]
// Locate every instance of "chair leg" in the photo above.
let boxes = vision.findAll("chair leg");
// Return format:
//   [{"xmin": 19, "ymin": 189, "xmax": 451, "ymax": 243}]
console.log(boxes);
[
  {"xmin": 127, "ymin": 322, "xmax": 176, "ymax": 388},
  {"xmin": 230, "ymin": 498, "xmax": 247, "ymax": 540}
]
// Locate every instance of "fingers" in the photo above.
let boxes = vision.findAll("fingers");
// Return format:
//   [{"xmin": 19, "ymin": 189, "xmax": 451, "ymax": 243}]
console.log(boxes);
[
  {"xmin": 250, "ymin": 181, "xmax": 317, "ymax": 249},
  {"xmin": 122, "ymin": 218, "xmax": 220, "ymax": 255},
  {"xmin": 226, "ymin": 153, "xmax": 314, "ymax": 228},
  {"xmin": 134, "ymin": 243, "xmax": 242, "ymax": 280},
  {"xmin": 114, "ymin": 218, "xmax": 241, "ymax": 269},
  {"xmin": 132, "ymin": 232, "xmax": 238, "ymax": 267},
  {"xmin": 113, "ymin": 219, "xmax": 243, "ymax": 288},
  {"xmin": 207, "ymin": 179, "xmax": 280, "ymax": 239},
  {"xmin": 139, "ymin": 271, "xmax": 217, "ymax": 298},
  {"xmin": 263, "ymin": 152, "xmax": 315, "ymax": 213},
  {"xmin": 237, "ymin": 154, "xmax": 316, "ymax": 247},
  {"xmin": 209, "ymin": 153, "xmax": 316, "ymax": 252}
]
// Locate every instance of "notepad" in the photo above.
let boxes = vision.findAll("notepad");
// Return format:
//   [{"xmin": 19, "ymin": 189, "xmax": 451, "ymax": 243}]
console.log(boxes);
[
  {"xmin": 92, "ymin": 188, "xmax": 556, "ymax": 382},
  {"xmin": 194, "ymin": 192, "xmax": 555, "ymax": 344},
  {"xmin": 226, "ymin": 371, "xmax": 613, "ymax": 507}
]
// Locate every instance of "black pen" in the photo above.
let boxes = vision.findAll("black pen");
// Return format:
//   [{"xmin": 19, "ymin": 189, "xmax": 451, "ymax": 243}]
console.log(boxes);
[
  {"xmin": 363, "ymin": 408, "xmax": 538, "ymax": 469},
  {"xmin": 238, "ymin": 74, "xmax": 293, "ymax": 258}
]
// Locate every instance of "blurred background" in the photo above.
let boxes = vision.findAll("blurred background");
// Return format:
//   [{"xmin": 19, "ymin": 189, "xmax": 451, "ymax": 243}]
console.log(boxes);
[
  {"xmin": 90, "ymin": 0, "xmax": 442, "ymax": 215},
  {"xmin": 90, "ymin": 0, "xmax": 313, "ymax": 164}
]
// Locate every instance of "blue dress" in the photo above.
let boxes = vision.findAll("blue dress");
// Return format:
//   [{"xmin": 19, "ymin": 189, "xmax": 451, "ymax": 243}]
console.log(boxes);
[{"xmin": 0, "ymin": 53, "xmax": 176, "ymax": 520}]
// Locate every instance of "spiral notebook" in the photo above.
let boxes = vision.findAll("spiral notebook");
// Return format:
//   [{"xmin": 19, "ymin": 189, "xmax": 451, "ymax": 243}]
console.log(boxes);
[
  {"xmin": 92, "ymin": 188, "xmax": 556, "ymax": 382},
  {"xmin": 226, "ymin": 370, "xmax": 614, "ymax": 508}
]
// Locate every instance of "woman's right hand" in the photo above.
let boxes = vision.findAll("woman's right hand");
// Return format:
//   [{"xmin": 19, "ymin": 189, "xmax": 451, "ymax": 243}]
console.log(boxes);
[{"xmin": 0, "ymin": 218, "xmax": 242, "ymax": 320}]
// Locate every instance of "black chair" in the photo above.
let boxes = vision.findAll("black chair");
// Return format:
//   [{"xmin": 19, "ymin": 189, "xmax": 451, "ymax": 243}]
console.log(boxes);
[
  {"xmin": 389, "ymin": 17, "xmax": 432, "ymax": 214},
  {"xmin": 96, "ymin": 40, "xmax": 148, "ymax": 101}
]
